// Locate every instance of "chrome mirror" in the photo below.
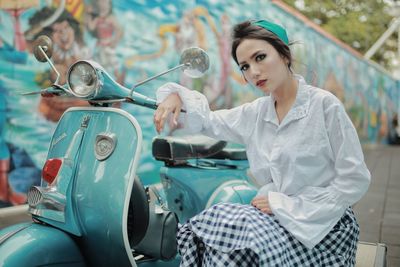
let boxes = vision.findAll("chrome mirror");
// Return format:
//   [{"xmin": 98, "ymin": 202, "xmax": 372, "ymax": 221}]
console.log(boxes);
[
  {"xmin": 130, "ymin": 47, "xmax": 210, "ymax": 90},
  {"xmin": 33, "ymin": 35, "xmax": 53, "ymax": 62},
  {"xmin": 32, "ymin": 35, "xmax": 61, "ymax": 85},
  {"xmin": 179, "ymin": 47, "xmax": 210, "ymax": 78}
]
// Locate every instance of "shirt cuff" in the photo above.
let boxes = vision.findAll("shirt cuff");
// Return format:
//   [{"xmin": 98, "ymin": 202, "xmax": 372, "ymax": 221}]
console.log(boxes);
[{"xmin": 156, "ymin": 82, "xmax": 210, "ymax": 134}]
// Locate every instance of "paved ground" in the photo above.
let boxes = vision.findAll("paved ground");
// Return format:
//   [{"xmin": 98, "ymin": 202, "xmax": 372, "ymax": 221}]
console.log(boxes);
[
  {"xmin": 354, "ymin": 145, "xmax": 400, "ymax": 267},
  {"xmin": 0, "ymin": 144, "xmax": 399, "ymax": 266}
]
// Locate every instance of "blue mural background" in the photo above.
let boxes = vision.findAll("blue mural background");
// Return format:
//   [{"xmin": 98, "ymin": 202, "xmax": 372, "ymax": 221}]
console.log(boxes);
[{"xmin": 0, "ymin": 0, "xmax": 398, "ymax": 206}]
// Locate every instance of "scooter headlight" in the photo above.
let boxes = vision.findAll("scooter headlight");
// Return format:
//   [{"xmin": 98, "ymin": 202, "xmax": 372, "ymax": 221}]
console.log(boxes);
[{"xmin": 67, "ymin": 61, "xmax": 99, "ymax": 98}]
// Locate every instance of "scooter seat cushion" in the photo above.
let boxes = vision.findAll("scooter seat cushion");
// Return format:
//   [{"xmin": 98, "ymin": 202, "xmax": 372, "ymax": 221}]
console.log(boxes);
[
  {"xmin": 208, "ymin": 148, "xmax": 247, "ymax": 160},
  {"xmin": 152, "ymin": 135, "xmax": 227, "ymax": 161}
]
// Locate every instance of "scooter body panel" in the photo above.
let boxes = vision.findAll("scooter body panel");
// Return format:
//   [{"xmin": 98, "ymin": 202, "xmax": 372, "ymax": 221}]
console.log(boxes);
[
  {"xmin": 0, "ymin": 222, "xmax": 85, "ymax": 267},
  {"xmin": 161, "ymin": 161, "xmax": 257, "ymax": 222},
  {"xmin": 30, "ymin": 107, "xmax": 142, "ymax": 267},
  {"xmin": 1, "ymin": 47, "xmax": 260, "ymax": 266},
  {"xmin": 137, "ymin": 257, "xmax": 180, "ymax": 267}
]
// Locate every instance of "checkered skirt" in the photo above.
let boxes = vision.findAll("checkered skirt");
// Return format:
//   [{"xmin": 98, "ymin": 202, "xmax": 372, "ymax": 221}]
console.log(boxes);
[{"xmin": 177, "ymin": 203, "xmax": 359, "ymax": 266}]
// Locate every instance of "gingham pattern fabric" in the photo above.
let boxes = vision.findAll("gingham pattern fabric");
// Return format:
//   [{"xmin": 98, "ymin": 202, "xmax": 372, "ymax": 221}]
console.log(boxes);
[{"xmin": 177, "ymin": 203, "xmax": 359, "ymax": 266}]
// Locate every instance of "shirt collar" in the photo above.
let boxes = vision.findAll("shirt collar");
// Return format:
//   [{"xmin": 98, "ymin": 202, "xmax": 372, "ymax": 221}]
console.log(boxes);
[{"xmin": 263, "ymin": 75, "xmax": 310, "ymax": 126}]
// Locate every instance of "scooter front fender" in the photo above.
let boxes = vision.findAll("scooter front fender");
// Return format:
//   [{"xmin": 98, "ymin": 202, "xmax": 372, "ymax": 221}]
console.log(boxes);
[{"xmin": 0, "ymin": 222, "xmax": 85, "ymax": 267}]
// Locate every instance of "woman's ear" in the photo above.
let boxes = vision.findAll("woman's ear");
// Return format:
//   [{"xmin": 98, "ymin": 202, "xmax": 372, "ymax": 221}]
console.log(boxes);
[{"xmin": 282, "ymin": 56, "xmax": 289, "ymax": 65}]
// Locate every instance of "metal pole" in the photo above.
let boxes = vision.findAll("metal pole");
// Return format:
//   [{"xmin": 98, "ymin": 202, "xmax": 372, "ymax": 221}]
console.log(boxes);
[
  {"xmin": 39, "ymin": 46, "xmax": 61, "ymax": 85},
  {"xmin": 364, "ymin": 18, "xmax": 400, "ymax": 59},
  {"xmin": 398, "ymin": 26, "xmax": 400, "ymax": 59},
  {"xmin": 130, "ymin": 63, "xmax": 188, "ymax": 91}
]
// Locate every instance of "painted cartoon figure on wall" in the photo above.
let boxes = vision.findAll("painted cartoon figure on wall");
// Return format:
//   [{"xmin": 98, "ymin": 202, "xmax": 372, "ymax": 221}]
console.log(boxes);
[
  {"xmin": 24, "ymin": 6, "xmax": 90, "ymax": 122},
  {"xmin": 0, "ymin": 0, "xmax": 35, "ymax": 64},
  {"xmin": 0, "ymin": 88, "xmax": 14, "ymax": 206},
  {"xmin": 0, "ymin": 0, "xmax": 42, "ymax": 207},
  {"xmin": 85, "ymin": 0, "xmax": 124, "ymax": 83},
  {"xmin": 174, "ymin": 8, "xmax": 206, "ymax": 92},
  {"xmin": 0, "ymin": 83, "xmax": 41, "ymax": 207},
  {"xmin": 209, "ymin": 13, "xmax": 234, "ymax": 109},
  {"xmin": 174, "ymin": 8, "xmax": 246, "ymax": 110},
  {"xmin": 172, "ymin": 8, "xmax": 238, "ymax": 111}
]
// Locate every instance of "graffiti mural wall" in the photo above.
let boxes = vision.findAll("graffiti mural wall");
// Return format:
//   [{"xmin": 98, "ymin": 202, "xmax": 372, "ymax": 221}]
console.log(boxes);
[
  {"xmin": 272, "ymin": 3, "xmax": 399, "ymax": 145},
  {"xmin": 0, "ymin": 0, "xmax": 397, "ymax": 206}
]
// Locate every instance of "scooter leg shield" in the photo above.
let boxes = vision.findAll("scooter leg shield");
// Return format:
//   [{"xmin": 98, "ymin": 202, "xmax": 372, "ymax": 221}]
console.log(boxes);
[{"xmin": 0, "ymin": 222, "xmax": 85, "ymax": 267}]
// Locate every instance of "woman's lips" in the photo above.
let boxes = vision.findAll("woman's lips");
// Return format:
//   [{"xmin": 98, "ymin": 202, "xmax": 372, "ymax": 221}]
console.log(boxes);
[{"xmin": 256, "ymin": 79, "xmax": 267, "ymax": 87}]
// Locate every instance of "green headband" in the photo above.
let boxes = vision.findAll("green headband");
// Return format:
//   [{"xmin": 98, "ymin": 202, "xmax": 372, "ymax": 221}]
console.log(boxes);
[{"xmin": 252, "ymin": 20, "xmax": 289, "ymax": 45}]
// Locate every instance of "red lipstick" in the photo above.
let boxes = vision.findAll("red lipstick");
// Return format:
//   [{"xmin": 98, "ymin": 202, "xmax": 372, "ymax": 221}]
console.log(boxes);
[{"xmin": 256, "ymin": 79, "xmax": 267, "ymax": 87}]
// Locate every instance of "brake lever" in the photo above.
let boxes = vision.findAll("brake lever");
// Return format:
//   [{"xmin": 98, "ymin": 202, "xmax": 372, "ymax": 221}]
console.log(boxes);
[{"xmin": 21, "ymin": 84, "xmax": 68, "ymax": 96}]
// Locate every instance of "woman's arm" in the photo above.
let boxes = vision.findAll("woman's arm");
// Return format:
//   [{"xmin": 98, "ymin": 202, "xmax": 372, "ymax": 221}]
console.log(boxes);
[{"xmin": 154, "ymin": 82, "xmax": 262, "ymax": 144}]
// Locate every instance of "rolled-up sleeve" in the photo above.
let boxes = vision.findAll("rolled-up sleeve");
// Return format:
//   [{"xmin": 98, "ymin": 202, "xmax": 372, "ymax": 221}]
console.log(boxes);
[
  {"xmin": 157, "ymin": 82, "xmax": 262, "ymax": 144},
  {"xmin": 268, "ymin": 99, "xmax": 371, "ymax": 249}
]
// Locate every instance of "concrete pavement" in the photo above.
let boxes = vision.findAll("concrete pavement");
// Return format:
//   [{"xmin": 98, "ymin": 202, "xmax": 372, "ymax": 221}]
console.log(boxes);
[{"xmin": 354, "ymin": 145, "xmax": 400, "ymax": 267}]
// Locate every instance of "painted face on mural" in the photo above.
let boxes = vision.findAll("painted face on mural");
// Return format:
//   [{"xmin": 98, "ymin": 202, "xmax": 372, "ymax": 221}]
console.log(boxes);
[
  {"xmin": 236, "ymin": 38, "xmax": 290, "ymax": 94},
  {"xmin": 51, "ymin": 20, "xmax": 75, "ymax": 51},
  {"xmin": 98, "ymin": 0, "xmax": 112, "ymax": 17}
]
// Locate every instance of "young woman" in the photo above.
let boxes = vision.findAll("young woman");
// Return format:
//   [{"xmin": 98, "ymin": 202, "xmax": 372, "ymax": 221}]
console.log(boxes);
[{"xmin": 154, "ymin": 19, "xmax": 370, "ymax": 266}]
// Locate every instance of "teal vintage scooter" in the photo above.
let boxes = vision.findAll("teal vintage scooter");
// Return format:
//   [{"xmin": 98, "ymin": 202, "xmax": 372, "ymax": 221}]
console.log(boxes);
[{"xmin": 0, "ymin": 36, "xmax": 257, "ymax": 266}]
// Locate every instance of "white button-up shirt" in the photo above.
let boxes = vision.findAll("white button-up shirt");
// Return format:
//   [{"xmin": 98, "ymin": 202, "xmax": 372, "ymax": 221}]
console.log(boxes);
[{"xmin": 157, "ymin": 75, "xmax": 371, "ymax": 249}]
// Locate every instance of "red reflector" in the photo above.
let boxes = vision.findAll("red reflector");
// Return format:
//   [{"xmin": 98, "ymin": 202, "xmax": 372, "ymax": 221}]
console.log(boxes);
[{"xmin": 42, "ymin": 158, "xmax": 62, "ymax": 185}]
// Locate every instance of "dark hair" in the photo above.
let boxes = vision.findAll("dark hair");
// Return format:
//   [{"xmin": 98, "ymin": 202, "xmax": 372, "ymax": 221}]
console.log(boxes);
[
  {"xmin": 231, "ymin": 20, "xmax": 292, "ymax": 70},
  {"xmin": 25, "ymin": 7, "xmax": 83, "ymax": 44}
]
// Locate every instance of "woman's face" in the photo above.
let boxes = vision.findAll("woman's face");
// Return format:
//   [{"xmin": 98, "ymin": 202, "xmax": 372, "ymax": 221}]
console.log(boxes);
[
  {"xmin": 51, "ymin": 20, "xmax": 75, "ymax": 51},
  {"xmin": 236, "ymin": 38, "xmax": 289, "ymax": 94},
  {"xmin": 98, "ymin": 0, "xmax": 111, "ymax": 17}
]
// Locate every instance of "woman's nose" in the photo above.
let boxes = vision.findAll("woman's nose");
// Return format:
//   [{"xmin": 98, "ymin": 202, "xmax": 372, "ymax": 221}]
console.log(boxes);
[{"xmin": 251, "ymin": 66, "xmax": 261, "ymax": 80}]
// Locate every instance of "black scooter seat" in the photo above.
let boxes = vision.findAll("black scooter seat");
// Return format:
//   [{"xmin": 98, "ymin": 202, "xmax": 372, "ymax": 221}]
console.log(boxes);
[{"xmin": 152, "ymin": 135, "xmax": 247, "ymax": 162}]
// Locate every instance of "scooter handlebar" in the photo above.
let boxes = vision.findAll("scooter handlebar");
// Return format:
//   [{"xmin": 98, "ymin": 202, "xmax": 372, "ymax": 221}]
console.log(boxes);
[
  {"xmin": 21, "ymin": 84, "xmax": 69, "ymax": 97},
  {"xmin": 126, "ymin": 91, "xmax": 186, "ymax": 113}
]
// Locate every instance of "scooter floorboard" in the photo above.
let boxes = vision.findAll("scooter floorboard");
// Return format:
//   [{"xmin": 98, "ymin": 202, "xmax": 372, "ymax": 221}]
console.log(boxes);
[{"xmin": 137, "ymin": 256, "xmax": 181, "ymax": 267}]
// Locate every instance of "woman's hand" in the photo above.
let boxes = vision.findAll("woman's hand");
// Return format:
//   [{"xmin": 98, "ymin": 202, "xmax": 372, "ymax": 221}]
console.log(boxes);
[
  {"xmin": 154, "ymin": 92, "xmax": 183, "ymax": 134},
  {"xmin": 251, "ymin": 196, "xmax": 273, "ymax": 214}
]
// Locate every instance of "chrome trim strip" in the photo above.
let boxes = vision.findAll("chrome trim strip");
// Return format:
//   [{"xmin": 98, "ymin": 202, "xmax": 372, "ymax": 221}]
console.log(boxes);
[
  {"xmin": 27, "ymin": 186, "xmax": 43, "ymax": 206},
  {"xmin": 95, "ymin": 132, "xmax": 117, "ymax": 161},
  {"xmin": 0, "ymin": 223, "xmax": 32, "ymax": 245},
  {"xmin": 28, "ymin": 186, "xmax": 66, "ymax": 222}
]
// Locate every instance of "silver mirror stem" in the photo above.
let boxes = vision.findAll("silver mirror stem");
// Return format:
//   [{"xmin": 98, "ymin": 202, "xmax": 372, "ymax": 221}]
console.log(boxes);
[
  {"xmin": 130, "ymin": 63, "xmax": 189, "ymax": 94},
  {"xmin": 39, "ymin": 46, "xmax": 61, "ymax": 86}
]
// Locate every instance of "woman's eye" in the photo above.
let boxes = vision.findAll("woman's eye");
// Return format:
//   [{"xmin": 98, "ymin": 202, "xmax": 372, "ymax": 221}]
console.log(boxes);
[
  {"xmin": 240, "ymin": 64, "xmax": 249, "ymax": 71},
  {"xmin": 256, "ymin": 54, "xmax": 266, "ymax": 62}
]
